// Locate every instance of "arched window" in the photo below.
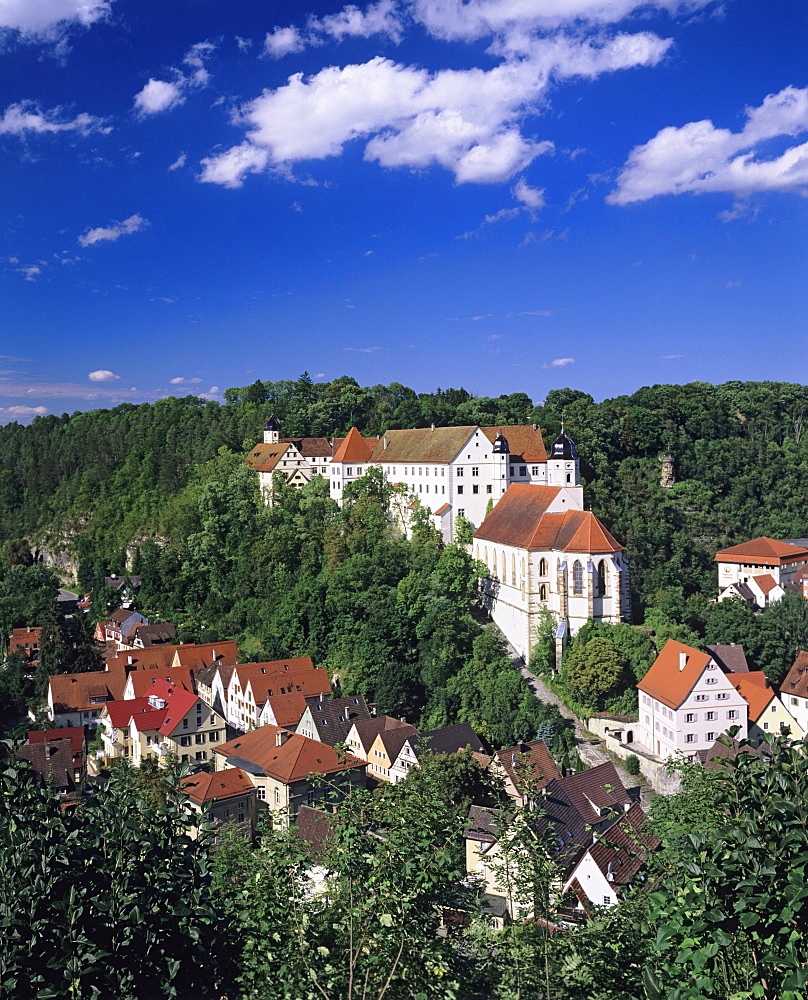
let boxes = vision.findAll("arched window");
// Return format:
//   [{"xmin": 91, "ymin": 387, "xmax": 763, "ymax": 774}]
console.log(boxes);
[
  {"xmin": 501, "ymin": 551, "xmax": 507, "ymax": 581},
  {"xmin": 483, "ymin": 546, "xmax": 488, "ymax": 571},
  {"xmin": 597, "ymin": 560, "xmax": 607, "ymax": 597},
  {"xmin": 511, "ymin": 554, "xmax": 516, "ymax": 586},
  {"xmin": 539, "ymin": 558, "xmax": 547, "ymax": 577},
  {"xmin": 566, "ymin": 473, "xmax": 571, "ymax": 483},
  {"xmin": 573, "ymin": 560, "xmax": 583, "ymax": 594},
  {"xmin": 539, "ymin": 584, "xmax": 547, "ymax": 602}
]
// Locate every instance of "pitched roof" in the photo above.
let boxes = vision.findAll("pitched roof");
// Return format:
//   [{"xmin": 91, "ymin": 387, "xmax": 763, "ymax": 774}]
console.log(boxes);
[
  {"xmin": 465, "ymin": 804, "xmax": 501, "ymax": 844},
  {"xmin": 265, "ymin": 692, "xmax": 309, "ymax": 728},
  {"xmin": 586, "ymin": 803, "xmax": 659, "ymax": 888},
  {"xmin": 15, "ymin": 739, "xmax": 78, "ymax": 791},
  {"xmin": 105, "ymin": 696, "xmax": 154, "ymax": 728},
  {"xmin": 332, "ymin": 426, "xmax": 378, "ymax": 463},
  {"xmin": 125, "ymin": 622, "xmax": 177, "ymax": 646},
  {"xmin": 181, "ymin": 766, "xmax": 255, "ymax": 805},
  {"xmin": 480, "ymin": 425, "xmax": 547, "ymax": 462},
  {"xmin": 125, "ymin": 665, "xmax": 196, "ymax": 697},
  {"xmin": 714, "ymin": 536, "xmax": 808, "ymax": 566},
  {"xmin": 246, "ymin": 441, "xmax": 291, "ymax": 473},
  {"xmin": 294, "ymin": 805, "xmax": 335, "ymax": 859},
  {"xmin": 727, "ymin": 671, "xmax": 773, "ymax": 722},
  {"xmin": 705, "ymin": 644, "xmax": 749, "ymax": 673},
  {"xmin": 172, "ymin": 641, "xmax": 238, "ymax": 670},
  {"xmin": 282, "ymin": 437, "xmax": 333, "ymax": 459},
  {"xmin": 369, "ymin": 426, "xmax": 475, "ymax": 464},
  {"xmin": 49, "ymin": 664, "xmax": 128, "ymax": 714},
  {"xmin": 473, "ymin": 485, "xmax": 622, "ymax": 553},
  {"xmin": 780, "ymin": 650, "xmax": 808, "ymax": 700},
  {"xmin": 414, "ymin": 722, "xmax": 485, "ymax": 758},
  {"xmin": 234, "ymin": 657, "xmax": 331, "ymax": 705},
  {"xmin": 349, "ymin": 716, "xmax": 411, "ymax": 754},
  {"xmin": 303, "ymin": 694, "xmax": 372, "ymax": 746},
  {"xmin": 751, "ymin": 573, "xmax": 779, "ymax": 596},
  {"xmin": 376, "ymin": 725, "xmax": 419, "ymax": 761},
  {"xmin": 27, "ymin": 727, "xmax": 84, "ymax": 755},
  {"xmin": 636, "ymin": 640, "xmax": 713, "ymax": 710},
  {"xmin": 493, "ymin": 739, "xmax": 561, "ymax": 796},
  {"xmin": 696, "ymin": 737, "xmax": 768, "ymax": 772},
  {"xmin": 215, "ymin": 725, "xmax": 365, "ymax": 782},
  {"xmin": 106, "ymin": 647, "xmax": 176, "ymax": 672}
]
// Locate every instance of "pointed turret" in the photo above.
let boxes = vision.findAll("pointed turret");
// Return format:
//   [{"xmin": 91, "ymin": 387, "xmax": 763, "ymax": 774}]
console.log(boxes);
[{"xmin": 264, "ymin": 414, "xmax": 281, "ymax": 444}]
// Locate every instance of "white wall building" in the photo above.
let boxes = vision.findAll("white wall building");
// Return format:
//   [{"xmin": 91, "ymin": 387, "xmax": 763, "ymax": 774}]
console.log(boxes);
[{"xmin": 715, "ymin": 536, "xmax": 808, "ymax": 609}]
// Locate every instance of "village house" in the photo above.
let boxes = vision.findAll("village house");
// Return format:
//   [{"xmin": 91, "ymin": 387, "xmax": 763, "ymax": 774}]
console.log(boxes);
[
  {"xmin": 488, "ymin": 739, "xmax": 562, "ymax": 807},
  {"xmin": 295, "ymin": 694, "xmax": 372, "ymax": 745},
  {"xmin": 727, "ymin": 670, "xmax": 803, "ymax": 744},
  {"xmin": 15, "ymin": 727, "xmax": 86, "ymax": 796},
  {"xmin": 224, "ymin": 657, "xmax": 332, "ymax": 732},
  {"xmin": 471, "ymin": 474, "xmax": 631, "ymax": 658},
  {"xmin": 715, "ymin": 536, "xmax": 808, "ymax": 608},
  {"xmin": 246, "ymin": 415, "xmax": 334, "ymax": 499},
  {"xmin": 99, "ymin": 678, "xmax": 226, "ymax": 767},
  {"xmin": 8, "ymin": 626, "xmax": 42, "ymax": 664},
  {"xmin": 344, "ymin": 716, "xmax": 412, "ymax": 761},
  {"xmin": 387, "ymin": 722, "xmax": 486, "ymax": 784},
  {"xmin": 180, "ymin": 766, "xmax": 258, "ymax": 842},
  {"xmin": 48, "ymin": 663, "xmax": 129, "ymax": 729},
  {"xmin": 120, "ymin": 622, "xmax": 177, "ymax": 649},
  {"xmin": 635, "ymin": 640, "xmax": 749, "ymax": 761},
  {"xmin": 95, "ymin": 607, "xmax": 148, "ymax": 647},
  {"xmin": 214, "ymin": 725, "xmax": 366, "ymax": 828},
  {"xmin": 366, "ymin": 725, "xmax": 419, "ymax": 782},
  {"xmin": 778, "ymin": 651, "xmax": 808, "ymax": 736}
]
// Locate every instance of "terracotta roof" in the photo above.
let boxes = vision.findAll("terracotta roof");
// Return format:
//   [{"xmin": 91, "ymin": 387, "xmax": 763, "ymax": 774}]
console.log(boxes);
[
  {"xmin": 433, "ymin": 503, "xmax": 451, "ymax": 516},
  {"xmin": 106, "ymin": 647, "xmax": 175, "ymax": 672},
  {"xmin": 714, "ymin": 536, "xmax": 808, "ymax": 566},
  {"xmin": 105, "ymin": 696, "xmax": 154, "ymax": 728},
  {"xmin": 265, "ymin": 692, "xmax": 309, "ymax": 727},
  {"xmin": 369, "ymin": 425, "xmax": 476, "ymax": 464},
  {"xmin": 302, "ymin": 695, "xmax": 372, "ymax": 746},
  {"xmin": 106, "ymin": 678, "xmax": 199, "ymax": 735},
  {"xmin": 246, "ymin": 442, "xmax": 291, "ymax": 473},
  {"xmin": 172, "ymin": 641, "xmax": 238, "ymax": 670},
  {"xmin": 781, "ymin": 651, "xmax": 808, "ymax": 699},
  {"xmin": 49, "ymin": 664, "xmax": 128, "ymax": 714},
  {"xmin": 493, "ymin": 739, "xmax": 561, "ymax": 796},
  {"xmin": 587, "ymin": 803, "xmax": 658, "ymax": 887},
  {"xmin": 727, "ymin": 671, "xmax": 773, "ymax": 722},
  {"xmin": 637, "ymin": 640, "xmax": 713, "ymax": 711},
  {"xmin": 181, "ymin": 766, "xmax": 255, "ymax": 805},
  {"xmin": 349, "ymin": 716, "xmax": 411, "ymax": 754},
  {"xmin": 126, "ymin": 666, "xmax": 196, "ymax": 697},
  {"xmin": 751, "ymin": 573, "xmax": 779, "ymax": 596},
  {"xmin": 473, "ymin": 485, "xmax": 622, "ymax": 553},
  {"xmin": 234, "ymin": 657, "xmax": 331, "ymax": 705},
  {"xmin": 705, "ymin": 644, "xmax": 749, "ymax": 673},
  {"xmin": 480, "ymin": 425, "xmax": 547, "ymax": 462},
  {"xmin": 215, "ymin": 725, "xmax": 365, "ymax": 783},
  {"xmin": 332, "ymin": 426, "xmax": 378, "ymax": 463}
]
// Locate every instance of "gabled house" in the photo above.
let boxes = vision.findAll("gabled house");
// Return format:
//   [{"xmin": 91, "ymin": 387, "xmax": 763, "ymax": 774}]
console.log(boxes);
[
  {"xmin": 213, "ymin": 725, "xmax": 366, "ymax": 828},
  {"xmin": 471, "ymin": 476, "xmax": 631, "ymax": 657},
  {"xmin": 344, "ymin": 716, "xmax": 411, "ymax": 761},
  {"xmin": 778, "ymin": 651, "xmax": 808, "ymax": 736},
  {"xmin": 48, "ymin": 663, "xmax": 128, "ymax": 729},
  {"xmin": 246, "ymin": 416, "xmax": 335, "ymax": 499},
  {"xmin": 489, "ymin": 739, "xmax": 562, "ymax": 807},
  {"xmin": 121, "ymin": 622, "xmax": 177, "ymax": 649},
  {"xmin": 122, "ymin": 664, "xmax": 196, "ymax": 700},
  {"xmin": 563, "ymin": 803, "xmax": 659, "ymax": 910},
  {"xmin": 388, "ymin": 722, "xmax": 486, "ymax": 784},
  {"xmin": 16, "ymin": 728, "xmax": 86, "ymax": 795},
  {"xmin": 705, "ymin": 643, "xmax": 750, "ymax": 673},
  {"xmin": 9, "ymin": 626, "xmax": 42, "ymax": 664},
  {"xmin": 295, "ymin": 694, "xmax": 372, "ymax": 746},
  {"xmin": 180, "ymin": 766, "xmax": 257, "ymax": 843},
  {"xmin": 636, "ymin": 640, "xmax": 749, "ymax": 761},
  {"xmin": 97, "ymin": 607, "xmax": 148, "ymax": 647},
  {"xmin": 225, "ymin": 657, "xmax": 332, "ymax": 732},
  {"xmin": 715, "ymin": 537, "xmax": 808, "ymax": 608},
  {"xmin": 728, "ymin": 671, "xmax": 803, "ymax": 744},
  {"xmin": 367, "ymin": 725, "xmax": 419, "ymax": 782}
]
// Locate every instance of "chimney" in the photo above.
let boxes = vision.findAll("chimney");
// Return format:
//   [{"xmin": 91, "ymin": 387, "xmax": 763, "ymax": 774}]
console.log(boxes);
[
  {"xmin": 679, "ymin": 651, "xmax": 687, "ymax": 671},
  {"xmin": 430, "ymin": 423, "xmax": 434, "ymax": 432},
  {"xmin": 275, "ymin": 730, "xmax": 288, "ymax": 747},
  {"xmin": 212, "ymin": 648, "xmax": 216, "ymax": 661},
  {"xmin": 383, "ymin": 436, "xmax": 388, "ymax": 449},
  {"xmin": 127, "ymin": 655, "xmax": 133, "ymax": 665},
  {"xmin": 532, "ymin": 423, "xmax": 537, "ymax": 431}
]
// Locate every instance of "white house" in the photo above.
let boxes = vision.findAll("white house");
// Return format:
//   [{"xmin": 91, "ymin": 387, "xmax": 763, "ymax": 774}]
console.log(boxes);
[
  {"xmin": 636, "ymin": 641, "xmax": 748, "ymax": 761},
  {"xmin": 246, "ymin": 415, "xmax": 335, "ymax": 500},
  {"xmin": 715, "ymin": 537, "xmax": 808, "ymax": 608},
  {"xmin": 778, "ymin": 651, "xmax": 808, "ymax": 736}
]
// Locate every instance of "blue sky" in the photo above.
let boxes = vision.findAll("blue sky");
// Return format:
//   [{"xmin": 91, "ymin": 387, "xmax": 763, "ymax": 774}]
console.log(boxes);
[{"xmin": 1, "ymin": 0, "xmax": 806, "ymax": 422}]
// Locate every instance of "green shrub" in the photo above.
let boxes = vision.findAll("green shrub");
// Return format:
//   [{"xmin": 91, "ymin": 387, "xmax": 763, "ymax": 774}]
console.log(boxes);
[{"xmin": 625, "ymin": 754, "xmax": 641, "ymax": 776}]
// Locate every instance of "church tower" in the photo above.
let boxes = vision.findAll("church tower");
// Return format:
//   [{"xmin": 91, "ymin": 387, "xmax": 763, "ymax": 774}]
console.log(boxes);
[
  {"xmin": 263, "ymin": 414, "xmax": 281, "ymax": 444},
  {"xmin": 547, "ymin": 427, "xmax": 580, "ymax": 488}
]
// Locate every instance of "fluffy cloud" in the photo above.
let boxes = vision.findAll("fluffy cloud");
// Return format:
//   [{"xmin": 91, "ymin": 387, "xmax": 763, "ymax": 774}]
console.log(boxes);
[
  {"xmin": 609, "ymin": 86, "xmax": 808, "ymax": 205},
  {"xmin": 265, "ymin": 26, "xmax": 306, "ymax": 58},
  {"xmin": 78, "ymin": 214, "xmax": 149, "ymax": 247},
  {"xmin": 542, "ymin": 357, "xmax": 575, "ymax": 368},
  {"xmin": 133, "ymin": 40, "xmax": 216, "ymax": 116},
  {"xmin": 0, "ymin": 0, "xmax": 110, "ymax": 38},
  {"xmin": 88, "ymin": 369, "xmax": 120, "ymax": 381},
  {"xmin": 0, "ymin": 101, "xmax": 109, "ymax": 136},
  {"xmin": 169, "ymin": 376, "xmax": 202, "ymax": 384},
  {"xmin": 0, "ymin": 405, "xmax": 48, "ymax": 418},
  {"xmin": 512, "ymin": 177, "xmax": 544, "ymax": 208},
  {"xmin": 202, "ymin": 20, "xmax": 671, "ymax": 188}
]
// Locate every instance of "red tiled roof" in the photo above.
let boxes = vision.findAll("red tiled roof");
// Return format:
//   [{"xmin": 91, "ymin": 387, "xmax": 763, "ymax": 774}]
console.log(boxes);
[
  {"xmin": 265, "ymin": 692, "xmax": 309, "ymax": 727},
  {"xmin": 433, "ymin": 503, "xmax": 451, "ymax": 516},
  {"xmin": 173, "ymin": 641, "xmax": 238, "ymax": 670},
  {"xmin": 105, "ymin": 696, "xmax": 154, "ymax": 728},
  {"xmin": 473, "ymin": 485, "xmax": 622, "ymax": 553},
  {"xmin": 215, "ymin": 725, "xmax": 365, "ymax": 782},
  {"xmin": 181, "ymin": 766, "xmax": 254, "ymax": 805},
  {"xmin": 246, "ymin": 442, "xmax": 291, "ymax": 473},
  {"xmin": 494, "ymin": 739, "xmax": 561, "ymax": 796},
  {"xmin": 235, "ymin": 658, "xmax": 331, "ymax": 705},
  {"xmin": 637, "ymin": 640, "xmax": 712, "ymax": 710},
  {"xmin": 780, "ymin": 651, "xmax": 808, "ymax": 699},
  {"xmin": 27, "ymin": 727, "xmax": 84, "ymax": 757},
  {"xmin": 126, "ymin": 666, "xmax": 196, "ymax": 697},
  {"xmin": 49, "ymin": 664, "xmax": 128, "ymax": 714},
  {"xmin": 727, "ymin": 671, "xmax": 773, "ymax": 722},
  {"xmin": 587, "ymin": 803, "xmax": 659, "ymax": 886},
  {"xmin": 332, "ymin": 426, "xmax": 378, "ymax": 463},
  {"xmin": 714, "ymin": 536, "xmax": 808, "ymax": 566},
  {"xmin": 751, "ymin": 574, "xmax": 779, "ymax": 596}
]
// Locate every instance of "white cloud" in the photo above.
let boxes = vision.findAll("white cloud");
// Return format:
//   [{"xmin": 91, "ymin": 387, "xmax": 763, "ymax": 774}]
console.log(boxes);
[
  {"xmin": 313, "ymin": 0, "xmax": 405, "ymax": 43},
  {"xmin": 78, "ymin": 214, "xmax": 149, "ymax": 247},
  {"xmin": 0, "ymin": 405, "xmax": 48, "ymax": 418},
  {"xmin": 169, "ymin": 376, "xmax": 202, "ymax": 384},
  {"xmin": 265, "ymin": 25, "xmax": 306, "ymax": 57},
  {"xmin": 134, "ymin": 79, "xmax": 185, "ymax": 117},
  {"xmin": 661, "ymin": 353, "xmax": 683, "ymax": 359},
  {"xmin": 609, "ymin": 85, "xmax": 808, "ymax": 205},
  {"xmin": 183, "ymin": 40, "xmax": 217, "ymax": 86},
  {"xmin": 344, "ymin": 346, "xmax": 380, "ymax": 352},
  {"xmin": 0, "ymin": 0, "xmax": 110, "ymax": 38},
  {"xmin": 88, "ymin": 369, "xmax": 120, "ymax": 381},
  {"xmin": 202, "ymin": 21, "xmax": 671, "ymax": 188},
  {"xmin": 0, "ymin": 101, "xmax": 108, "ymax": 136},
  {"xmin": 17, "ymin": 265, "xmax": 41, "ymax": 281},
  {"xmin": 512, "ymin": 177, "xmax": 545, "ymax": 208},
  {"xmin": 168, "ymin": 151, "xmax": 187, "ymax": 171},
  {"xmin": 542, "ymin": 356, "xmax": 575, "ymax": 368}
]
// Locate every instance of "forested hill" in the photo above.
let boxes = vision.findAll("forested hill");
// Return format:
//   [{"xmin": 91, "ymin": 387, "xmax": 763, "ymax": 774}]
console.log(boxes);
[{"xmin": 1, "ymin": 375, "xmax": 807, "ymax": 612}]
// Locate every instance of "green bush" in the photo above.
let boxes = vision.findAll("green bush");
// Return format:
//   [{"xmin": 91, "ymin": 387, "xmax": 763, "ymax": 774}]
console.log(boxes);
[{"xmin": 625, "ymin": 753, "xmax": 641, "ymax": 776}]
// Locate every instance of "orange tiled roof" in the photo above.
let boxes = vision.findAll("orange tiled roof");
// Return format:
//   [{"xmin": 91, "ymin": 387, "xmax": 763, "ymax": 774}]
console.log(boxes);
[
  {"xmin": 332, "ymin": 426, "xmax": 378, "ymax": 463},
  {"xmin": 637, "ymin": 640, "xmax": 713, "ymax": 710},
  {"xmin": 215, "ymin": 725, "xmax": 365, "ymax": 782},
  {"xmin": 473, "ymin": 485, "xmax": 622, "ymax": 553},
  {"xmin": 265, "ymin": 692, "xmax": 309, "ymax": 727},
  {"xmin": 727, "ymin": 671, "xmax": 773, "ymax": 722},
  {"xmin": 181, "ymin": 766, "xmax": 254, "ymax": 804},
  {"xmin": 235, "ymin": 657, "xmax": 331, "ymax": 704},
  {"xmin": 49, "ymin": 664, "xmax": 128, "ymax": 713},
  {"xmin": 714, "ymin": 536, "xmax": 808, "ymax": 566},
  {"xmin": 246, "ymin": 442, "xmax": 291, "ymax": 473},
  {"xmin": 172, "ymin": 641, "xmax": 238, "ymax": 669},
  {"xmin": 751, "ymin": 574, "xmax": 779, "ymax": 596},
  {"xmin": 126, "ymin": 666, "xmax": 196, "ymax": 697}
]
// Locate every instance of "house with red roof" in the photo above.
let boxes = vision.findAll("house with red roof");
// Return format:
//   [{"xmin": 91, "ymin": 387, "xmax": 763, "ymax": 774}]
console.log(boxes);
[
  {"xmin": 213, "ymin": 724, "xmax": 366, "ymax": 828},
  {"xmin": 636, "ymin": 640, "xmax": 748, "ymax": 761},
  {"xmin": 180, "ymin": 766, "xmax": 257, "ymax": 842},
  {"xmin": 715, "ymin": 537, "xmax": 808, "ymax": 609},
  {"xmin": 727, "ymin": 671, "xmax": 803, "ymax": 744},
  {"xmin": 470, "ymin": 460, "xmax": 631, "ymax": 657},
  {"xmin": 224, "ymin": 657, "xmax": 332, "ymax": 732},
  {"xmin": 9, "ymin": 626, "xmax": 42, "ymax": 664},
  {"xmin": 778, "ymin": 651, "xmax": 808, "ymax": 737},
  {"xmin": 99, "ymin": 677, "xmax": 226, "ymax": 767},
  {"xmin": 246, "ymin": 414, "xmax": 335, "ymax": 500},
  {"xmin": 16, "ymin": 728, "xmax": 86, "ymax": 795}
]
